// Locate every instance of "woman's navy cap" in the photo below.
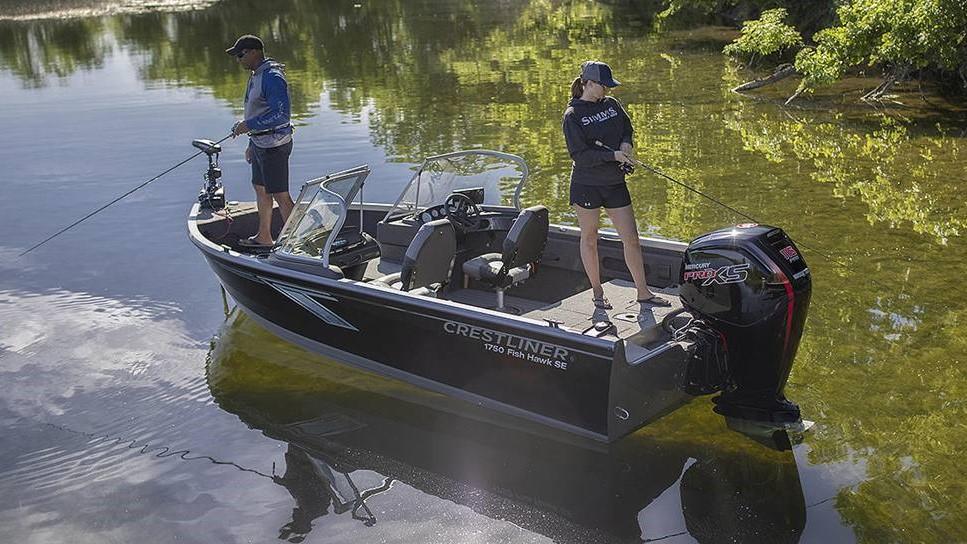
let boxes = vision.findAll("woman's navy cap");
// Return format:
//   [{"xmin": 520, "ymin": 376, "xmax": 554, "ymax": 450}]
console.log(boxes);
[
  {"xmin": 580, "ymin": 61, "xmax": 620, "ymax": 87},
  {"xmin": 226, "ymin": 34, "xmax": 264, "ymax": 56}
]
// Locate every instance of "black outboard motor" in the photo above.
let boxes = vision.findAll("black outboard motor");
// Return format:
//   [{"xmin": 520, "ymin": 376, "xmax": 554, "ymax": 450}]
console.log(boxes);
[{"xmin": 679, "ymin": 224, "xmax": 811, "ymax": 426}]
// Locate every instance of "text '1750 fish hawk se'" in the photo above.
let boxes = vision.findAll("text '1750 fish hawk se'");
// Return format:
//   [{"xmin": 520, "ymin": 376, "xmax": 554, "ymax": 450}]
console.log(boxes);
[{"xmin": 188, "ymin": 142, "xmax": 812, "ymax": 447}]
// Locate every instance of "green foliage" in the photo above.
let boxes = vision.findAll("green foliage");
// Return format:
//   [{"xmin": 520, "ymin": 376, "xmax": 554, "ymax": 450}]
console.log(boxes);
[
  {"xmin": 723, "ymin": 8, "xmax": 803, "ymax": 60},
  {"xmin": 793, "ymin": 0, "xmax": 967, "ymax": 90}
]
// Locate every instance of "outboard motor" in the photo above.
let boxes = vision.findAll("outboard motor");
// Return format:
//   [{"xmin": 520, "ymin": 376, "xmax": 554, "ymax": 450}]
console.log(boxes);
[
  {"xmin": 192, "ymin": 138, "xmax": 225, "ymax": 210},
  {"xmin": 679, "ymin": 224, "xmax": 811, "ymax": 426}
]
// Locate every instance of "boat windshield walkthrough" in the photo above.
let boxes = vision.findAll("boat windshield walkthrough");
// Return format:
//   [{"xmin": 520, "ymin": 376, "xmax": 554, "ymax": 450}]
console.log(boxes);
[{"xmin": 188, "ymin": 143, "xmax": 812, "ymax": 445}]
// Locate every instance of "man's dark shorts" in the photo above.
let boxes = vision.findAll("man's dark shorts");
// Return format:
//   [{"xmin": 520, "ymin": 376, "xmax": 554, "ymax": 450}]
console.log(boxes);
[
  {"xmin": 251, "ymin": 140, "xmax": 293, "ymax": 194},
  {"xmin": 570, "ymin": 182, "xmax": 632, "ymax": 209}
]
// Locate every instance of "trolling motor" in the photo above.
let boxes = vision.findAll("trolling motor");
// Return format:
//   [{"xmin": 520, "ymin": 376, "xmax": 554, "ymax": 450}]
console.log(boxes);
[
  {"xmin": 677, "ymin": 224, "xmax": 812, "ymax": 430},
  {"xmin": 192, "ymin": 139, "xmax": 225, "ymax": 210}
]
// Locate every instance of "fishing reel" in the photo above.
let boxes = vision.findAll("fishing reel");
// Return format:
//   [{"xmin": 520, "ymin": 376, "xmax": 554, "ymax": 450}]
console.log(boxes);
[
  {"xmin": 192, "ymin": 139, "xmax": 225, "ymax": 210},
  {"xmin": 618, "ymin": 162, "xmax": 634, "ymax": 175}
]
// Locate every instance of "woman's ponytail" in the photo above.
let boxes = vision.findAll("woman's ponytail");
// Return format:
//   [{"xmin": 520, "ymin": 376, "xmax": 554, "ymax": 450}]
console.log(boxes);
[{"xmin": 570, "ymin": 77, "xmax": 584, "ymax": 99}]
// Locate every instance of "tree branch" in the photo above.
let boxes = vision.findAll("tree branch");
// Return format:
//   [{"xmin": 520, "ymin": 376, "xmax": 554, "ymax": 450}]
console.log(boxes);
[
  {"xmin": 731, "ymin": 63, "xmax": 797, "ymax": 92},
  {"xmin": 862, "ymin": 64, "xmax": 911, "ymax": 101}
]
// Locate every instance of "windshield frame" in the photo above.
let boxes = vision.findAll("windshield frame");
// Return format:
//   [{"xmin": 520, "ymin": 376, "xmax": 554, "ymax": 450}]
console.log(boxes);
[
  {"xmin": 273, "ymin": 165, "xmax": 370, "ymax": 268},
  {"xmin": 382, "ymin": 150, "xmax": 529, "ymax": 222}
]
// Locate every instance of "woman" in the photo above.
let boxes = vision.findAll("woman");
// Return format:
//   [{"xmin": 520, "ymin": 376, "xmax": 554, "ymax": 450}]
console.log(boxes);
[{"xmin": 562, "ymin": 60, "xmax": 670, "ymax": 310}]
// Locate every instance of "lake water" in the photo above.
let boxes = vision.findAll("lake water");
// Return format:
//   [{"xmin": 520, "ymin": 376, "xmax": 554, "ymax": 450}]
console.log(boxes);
[{"xmin": 0, "ymin": 1, "xmax": 964, "ymax": 542}]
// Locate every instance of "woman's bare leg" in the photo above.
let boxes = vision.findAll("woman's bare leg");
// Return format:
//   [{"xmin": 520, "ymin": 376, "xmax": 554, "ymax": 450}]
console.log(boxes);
[
  {"xmin": 604, "ymin": 204, "xmax": 656, "ymax": 300},
  {"xmin": 574, "ymin": 205, "xmax": 604, "ymax": 297}
]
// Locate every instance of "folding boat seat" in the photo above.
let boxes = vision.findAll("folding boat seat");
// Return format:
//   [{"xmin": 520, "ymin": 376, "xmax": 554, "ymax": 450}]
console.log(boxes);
[
  {"xmin": 461, "ymin": 206, "xmax": 549, "ymax": 312},
  {"xmin": 374, "ymin": 219, "xmax": 456, "ymax": 296}
]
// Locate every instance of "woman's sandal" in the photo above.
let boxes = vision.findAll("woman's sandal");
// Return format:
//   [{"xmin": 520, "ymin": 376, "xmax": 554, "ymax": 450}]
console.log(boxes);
[
  {"xmin": 637, "ymin": 295, "xmax": 672, "ymax": 308},
  {"xmin": 592, "ymin": 295, "xmax": 613, "ymax": 310}
]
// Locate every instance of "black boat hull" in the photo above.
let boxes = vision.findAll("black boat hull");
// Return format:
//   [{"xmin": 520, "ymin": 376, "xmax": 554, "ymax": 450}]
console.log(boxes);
[
  {"xmin": 204, "ymin": 252, "xmax": 632, "ymax": 440},
  {"xmin": 189, "ymin": 202, "xmax": 697, "ymax": 442}
]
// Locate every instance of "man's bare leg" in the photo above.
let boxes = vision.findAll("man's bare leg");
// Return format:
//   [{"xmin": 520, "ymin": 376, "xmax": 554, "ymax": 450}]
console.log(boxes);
[
  {"xmin": 273, "ymin": 191, "xmax": 295, "ymax": 223},
  {"xmin": 252, "ymin": 184, "xmax": 275, "ymax": 244}
]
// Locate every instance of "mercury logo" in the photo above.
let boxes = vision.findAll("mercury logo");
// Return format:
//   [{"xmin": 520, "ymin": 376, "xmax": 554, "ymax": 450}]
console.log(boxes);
[{"xmin": 683, "ymin": 263, "xmax": 750, "ymax": 286}]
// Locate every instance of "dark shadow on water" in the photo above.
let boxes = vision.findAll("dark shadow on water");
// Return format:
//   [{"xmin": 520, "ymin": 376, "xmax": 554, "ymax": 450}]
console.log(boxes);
[{"xmin": 207, "ymin": 308, "xmax": 806, "ymax": 543}]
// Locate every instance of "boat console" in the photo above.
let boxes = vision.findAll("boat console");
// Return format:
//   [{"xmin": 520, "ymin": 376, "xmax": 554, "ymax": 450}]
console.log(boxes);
[{"xmin": 327, "ymin": 229, "xmax": 381, "ymax": 280}]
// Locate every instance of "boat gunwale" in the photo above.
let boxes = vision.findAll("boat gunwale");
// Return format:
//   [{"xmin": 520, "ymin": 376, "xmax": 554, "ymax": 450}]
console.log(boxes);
[{"xmin": 188, "ymin": 203, "xmax": 618, "ymax": 352}]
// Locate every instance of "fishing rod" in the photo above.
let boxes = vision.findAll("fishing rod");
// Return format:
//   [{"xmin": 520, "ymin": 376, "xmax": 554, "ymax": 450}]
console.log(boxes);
[
  {"xmin": 594, "ymin": 140, "xmax": 854, "ymax": 272},
  {"xmin": 18, "ymin": 132, "xmax": 234, "ymax": 257}
]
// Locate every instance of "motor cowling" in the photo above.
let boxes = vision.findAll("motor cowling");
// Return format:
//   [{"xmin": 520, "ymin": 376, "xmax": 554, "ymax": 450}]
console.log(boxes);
[{"xmin": 679, "ymin": 224, "xmax": 811, "ymax": 425}]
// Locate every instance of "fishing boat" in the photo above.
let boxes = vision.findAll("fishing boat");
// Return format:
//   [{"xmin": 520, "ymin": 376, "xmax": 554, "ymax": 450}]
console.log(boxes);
[{"xmin": 187, "ymin": 142, "xmax": 812, "ymax": 443}]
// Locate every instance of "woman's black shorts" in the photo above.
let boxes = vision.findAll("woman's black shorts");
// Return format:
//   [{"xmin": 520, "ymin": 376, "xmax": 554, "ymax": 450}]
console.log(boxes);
[{"xmin": 569, "ymin": 182, "xmax": 632, "ymax": 209}]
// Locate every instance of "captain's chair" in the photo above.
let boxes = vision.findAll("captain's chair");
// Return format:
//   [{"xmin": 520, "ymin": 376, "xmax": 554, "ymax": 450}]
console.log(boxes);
[
  {"xmin": 462, "ymin": 205, "xmax": 549, "ymax": 312},
  {"xmin": 375, "ymin": 219, "xmax": 456, "ymax": 295}
]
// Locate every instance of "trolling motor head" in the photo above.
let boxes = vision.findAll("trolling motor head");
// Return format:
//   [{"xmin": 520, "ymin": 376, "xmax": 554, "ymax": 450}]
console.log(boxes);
[
  {"xmin": 192, "ymin": 139, "xmax": 225, "ymax": 210},
  {"xmin": 192, "ymin": 139, "xmax": 222, "ymax": 156},
  {"xmin": 678, "ymin": 224, "xmax": 811, "ymax": 432}
]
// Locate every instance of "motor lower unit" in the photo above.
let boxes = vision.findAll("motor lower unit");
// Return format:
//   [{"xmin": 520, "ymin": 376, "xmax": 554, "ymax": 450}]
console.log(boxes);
[{"xmin": 679, "ymin": 224, "xmax": 811, "ymax": 425}]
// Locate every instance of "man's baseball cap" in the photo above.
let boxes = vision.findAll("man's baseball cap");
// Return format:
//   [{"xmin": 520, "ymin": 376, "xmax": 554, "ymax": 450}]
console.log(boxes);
[
  {"xmin": 580, "ymin": 61, "xmax": 620, "ymax": 87},
  {"xmin": 225, "ymin": 34, "xmax": 264, "ymax": 56}
]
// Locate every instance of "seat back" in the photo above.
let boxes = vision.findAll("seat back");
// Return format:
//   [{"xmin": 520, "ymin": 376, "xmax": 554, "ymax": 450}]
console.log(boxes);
[
  {"xmin": 501, "ymin": 205, "xmax": 549, "ymax": 270},
  {"xmin": 399, "ymin": 219, "xmax": 457, "ymax": 292}
]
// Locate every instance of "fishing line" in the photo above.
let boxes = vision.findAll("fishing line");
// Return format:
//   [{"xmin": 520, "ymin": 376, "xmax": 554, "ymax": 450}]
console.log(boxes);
[
  {"xmin": 39, "ymin": 420, "xmax": 274, "ymax": 480},
  {"xmin": 594, "ymin": 140, "xmax": 858, "ymax": 275},
  {"xmin": 18, "ymin": 133, "xmax": 234, "ymax": 257}
]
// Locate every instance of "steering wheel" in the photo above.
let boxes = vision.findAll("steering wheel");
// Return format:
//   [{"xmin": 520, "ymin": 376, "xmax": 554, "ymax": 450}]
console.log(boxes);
[{"xmin": 443, "ymin": 193, "xmax": 482, "ymax": 233}]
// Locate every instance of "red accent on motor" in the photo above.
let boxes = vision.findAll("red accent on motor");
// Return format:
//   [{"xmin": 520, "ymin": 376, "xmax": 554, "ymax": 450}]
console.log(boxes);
[{"xmin": 679, "ymin": 225, "xmax": 811, "ymax": 424}]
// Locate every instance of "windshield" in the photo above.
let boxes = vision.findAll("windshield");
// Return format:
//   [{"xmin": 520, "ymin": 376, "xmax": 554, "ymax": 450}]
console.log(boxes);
[
  {"xmin": 275, "ymin": 166, "xmax": 369, "ymax": 266},
  {"xmin": 384, "ymin": 150, "xmax": 528, "ymax": 219}
]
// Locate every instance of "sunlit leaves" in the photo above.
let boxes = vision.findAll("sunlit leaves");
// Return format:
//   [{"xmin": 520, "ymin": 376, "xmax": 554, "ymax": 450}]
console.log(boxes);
[
  {"xmin": 723, "ymin": 8, "xmax": 803, "ymax": 61},
  {"xmin": 793, "ymin": 0, "xmax": 967, "ymax": 91}
]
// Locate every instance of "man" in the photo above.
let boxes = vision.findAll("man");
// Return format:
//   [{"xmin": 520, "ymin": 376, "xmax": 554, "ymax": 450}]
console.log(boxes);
[{"xmin": 226, "ymin": 34, "xmax": 294, "ymax": 247}]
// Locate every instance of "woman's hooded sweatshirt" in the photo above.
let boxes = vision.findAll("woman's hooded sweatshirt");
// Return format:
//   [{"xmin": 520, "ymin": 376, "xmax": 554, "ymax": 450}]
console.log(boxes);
[{"xmin": 562, "ymin": 96, "xmax": 634, "ymax": 186}]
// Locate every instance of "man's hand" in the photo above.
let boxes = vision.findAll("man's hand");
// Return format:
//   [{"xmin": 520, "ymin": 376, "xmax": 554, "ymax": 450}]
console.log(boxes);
[
  {"xmin": 231, "ymin": 120, "xmax": 250, "ymax": 137},
  {"xmin": 245, "ymin": 144, "xmax": 253, "ymax": 164}
]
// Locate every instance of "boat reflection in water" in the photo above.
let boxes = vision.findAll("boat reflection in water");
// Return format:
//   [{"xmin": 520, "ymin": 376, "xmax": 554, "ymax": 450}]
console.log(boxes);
[{"xmin": 207, "ymin": 308, "xmax": 806, "ymax": 543}]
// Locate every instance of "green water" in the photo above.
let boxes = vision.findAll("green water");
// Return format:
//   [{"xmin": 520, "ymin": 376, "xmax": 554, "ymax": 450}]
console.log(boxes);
[{"xmin": 0, "ymin": 1, "xmax": 964, "ymax": 542}]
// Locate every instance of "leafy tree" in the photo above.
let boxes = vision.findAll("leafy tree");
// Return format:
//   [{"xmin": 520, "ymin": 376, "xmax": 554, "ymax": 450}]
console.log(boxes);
[
  {"xmin": 723, "ymin": 7, "xmax": 802, "ymax": 63},
  {"xmin": 720, "ymin": 0, "xmax": 967, "ymax": 101},
  {"xmin": 794, "ymin": 0, "xmax": 967, "ymax": 98}
]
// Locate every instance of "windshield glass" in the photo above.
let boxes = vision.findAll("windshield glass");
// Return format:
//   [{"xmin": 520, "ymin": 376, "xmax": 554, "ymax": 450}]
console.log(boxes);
[
  {"xmin": 385, "ymin": 150, "xmax": 528, "ymax": 218},
  {"xmin": 275, "ymin": 167, "xmax": 369, "ymax": 266}
]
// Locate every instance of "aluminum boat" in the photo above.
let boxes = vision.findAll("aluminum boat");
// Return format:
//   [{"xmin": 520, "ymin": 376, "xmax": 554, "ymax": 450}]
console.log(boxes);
[{"xmin": 188, "ymin": 143, "xmax": 811, "ymax": 443}]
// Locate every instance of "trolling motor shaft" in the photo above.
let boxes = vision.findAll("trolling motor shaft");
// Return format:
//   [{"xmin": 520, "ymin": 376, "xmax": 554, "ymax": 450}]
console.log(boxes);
[{"xmin": 193, "ymin": 139, "xmax": 225, "ymax": 210}]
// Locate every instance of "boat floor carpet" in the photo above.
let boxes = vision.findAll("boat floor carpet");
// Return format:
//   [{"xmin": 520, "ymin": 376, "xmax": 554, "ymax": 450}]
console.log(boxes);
[
  {"xmin": 449, "ymin": 279, "xmax": 681, "ymax": 347},
  {"xmin": 522, "ymin": 279, "xmax": 682, "ymax": 345},
  {"xmin": 446, "ymin": 288, "xmax": 548, "ymax": 315}
]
